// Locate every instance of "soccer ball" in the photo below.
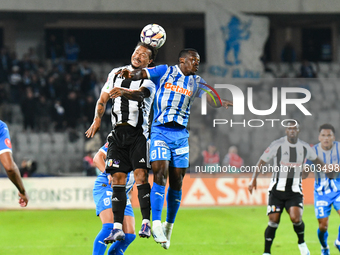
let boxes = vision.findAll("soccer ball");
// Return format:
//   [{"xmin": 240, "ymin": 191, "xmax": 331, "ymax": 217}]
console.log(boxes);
[{"xmin": 140, "ymin": 24, "xmax": 166, "ymax": 49}]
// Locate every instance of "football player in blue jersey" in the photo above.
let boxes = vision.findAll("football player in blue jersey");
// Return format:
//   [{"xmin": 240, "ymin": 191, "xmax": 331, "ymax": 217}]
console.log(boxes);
[
  {"xmin": 92, "ymin": 142, "xmax": 136, "ymax": 255},
  {"xmin": 117, "ymin": 48, "xmax": 232, "ymax": 248},
  {"xmin": 306, "ymin": 124, "xmax": 340, "ymax": 255},
  {"xmin": 0, "ymin": 120, "xmax": 28, "ymax": 207}
]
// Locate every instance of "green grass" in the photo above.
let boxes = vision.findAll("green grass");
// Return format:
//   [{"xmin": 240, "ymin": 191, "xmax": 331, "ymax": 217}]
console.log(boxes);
[{"xmin": 0, "ymin": 205, "xmax": 339, "ymax": 254}]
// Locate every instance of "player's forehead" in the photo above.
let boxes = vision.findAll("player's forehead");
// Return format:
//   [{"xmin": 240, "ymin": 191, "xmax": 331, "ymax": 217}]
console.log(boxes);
[
  {"xmin": 285, "ymin": 122, "xmax": 299, "ymax": 130},
  {"xmin": 320, "ymin": 129, "xmax": 334, "ymax": 135},
  {"xmin": 133, "ymin": 45, "xmax": 151, "ymax": 56},
  {"xmin": 187, "ymin": 51, "xmax": 200, "ymax": 60}
]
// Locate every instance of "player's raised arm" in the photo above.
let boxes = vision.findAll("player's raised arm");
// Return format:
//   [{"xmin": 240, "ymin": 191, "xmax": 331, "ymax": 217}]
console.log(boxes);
[
  {"xmin": 109, "ymin": 86, "xmax": 151, "ymax": 102},
  {"xmin": 116, "ymin": 68, "xmax": 148, "ymax": 80},
  {"xmin": 206, "ymin": 95, "xmax": 233, "ymax": 109},
  {"xmin": 85, "ymin": 91, "xmax": 110, "ymax": 138},
  {"xmin": 248, "ymin": 159, "xmax": 266, "ymax": 194}
]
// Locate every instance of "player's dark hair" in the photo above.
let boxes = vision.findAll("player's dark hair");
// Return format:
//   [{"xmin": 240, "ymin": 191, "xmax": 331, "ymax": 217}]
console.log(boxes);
[
  {"xmin": 319, "ymin": 123, "xmax": 335, "ymax": 134},
  {"xmin": 136, "ymin": 42, "xmax": 158, "ymax": 67},
  {"xmin": 178, "ymin": 48, "xmax": 198, "ymax": 59}
]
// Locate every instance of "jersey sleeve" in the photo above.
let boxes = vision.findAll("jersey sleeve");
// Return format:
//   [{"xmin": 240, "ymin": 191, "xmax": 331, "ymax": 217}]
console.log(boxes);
[
  {"xmin": 306, "ymin": 145, "xmax": 318, "ymax": 161},
  {"xmin": 144, "ymin": 64, "xmax": 168, "ymax": 86},
  {"xmin": 141, "ymin": 80, "xmax": 156, "ymax": 97},
  {"xmin": 305, "ymin": 146, "xmax": 316, "ymax": 165},
  {"xmin": 101, "ymin": 68, "xmax": 119, "ymax": 94},
  {"xmin": 260, "ymin": 141, "xmax": 280, "ymax": 163}
]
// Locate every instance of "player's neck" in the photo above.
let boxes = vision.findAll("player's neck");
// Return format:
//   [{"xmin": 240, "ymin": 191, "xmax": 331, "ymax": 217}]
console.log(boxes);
[{"xmin": 321, "ymin": 144, "xmax": 333, "ymax": 151}]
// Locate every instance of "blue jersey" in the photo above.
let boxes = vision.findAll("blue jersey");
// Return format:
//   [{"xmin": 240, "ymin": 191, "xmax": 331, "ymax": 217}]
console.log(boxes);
[
  {"xmin": 0, "ymin": 120, "xmax": 12, "ymax": 154},
  {"xmin": 145, "ymin": 64, "xmax": 208, "ymax": 127},
  {"xmin": 307, "ymin": 142, "xmax": 340, "ymax": 196}
]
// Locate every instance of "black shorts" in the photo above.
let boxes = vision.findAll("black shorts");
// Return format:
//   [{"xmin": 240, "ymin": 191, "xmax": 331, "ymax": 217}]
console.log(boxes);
[
  {"xmin": 105, "ymin": 125, "xmax": 149, "ymax": 174},
  {"xmin": 267, "ymin": 189, "xmax": 303, "ymax": 215}
]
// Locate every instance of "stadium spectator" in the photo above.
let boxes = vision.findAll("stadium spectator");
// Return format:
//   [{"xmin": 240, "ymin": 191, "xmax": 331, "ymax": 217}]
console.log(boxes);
[
  {"xmin": 0, "ymin": 83, "xmax": 8, "ymax": 121},
  {"xmin": 63, "ymin": 91, "xmax": 81, "ymax": 130},
  {"xmin": 0, "ymin": 47, "xmax": 11, "ymax": 84},
  {"xmin": 8, "ymin": 65, "xmax": 22, "ymax": 104},
  {"xmin": 82, "ymin": 94, "xmax": 96, "ymax": 128},
  {"xmin": 83, "ymin": 151, "xmax": 96, "ymax": 176},
  {"xmin": 51, "ymin": 99, "xmax": 65, "ymax": 131},
  {"xmin": 19, "ymin": 158, "xmax": 37, "ymax": 177},
  {"xmin": 305, "ymin": 124, "xmax": 340, "ymax": 255},
  {"xmin": 65, "ymin": 36, "xmax": 80, "ymax": 66},
  {"xmin": 202, "ymin": 144, "xmax": 220, "ymax": 171},
  {"xmin": 281, "ymin": 41, "xmax": 296, "ymax": 64},
  {"xmin": 85, "ymin": 42, "xmax": 157, "ymax": 243},
  {"xmin": 20, "ymin": 87, "xmax": 37, "ymax": 131},
  {"xmin": 248, "ymin": 121, "xmax": 328, "ymax": 255},
  {"xmin": 36, "ymin": 95, "xmax": 52, "ymax": 132},
  {"xmin": 0, "ymin": 120, "xmax": 28, "ymax": 207},
  {"xmin": 47, "ymin": 34, "xmax": 63, "ymax": 63},
  {"xmin": 92, "ymin": 143, "xmax": 136, "ymax": 255},
  {"xmin": 118, "ymin": 48, "xmax": 232, "ymax": 248},
  {"xmin": 299, "ymin": 60, "xmax": 317, "ymax": 78},
  {"xmin": 222, "ymin": 145, "xmax": 244, "ymax": 171}
]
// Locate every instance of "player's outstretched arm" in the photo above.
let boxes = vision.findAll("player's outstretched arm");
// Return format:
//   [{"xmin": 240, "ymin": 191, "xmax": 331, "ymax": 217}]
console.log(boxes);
[
  {"xmin": 85, "ymin": 92, "xmax": 110, "ymax": 138},
  {"xmin": 116, "ymin": 68, "xmax": 148, "ymax": 80},
  {"xmin": 109, "ymin": 87, "xmax": 151, "ymax": 102},
  {"xmin": 207, "ymin": 95, "xmax": 233, "ymax": 109},
  {"xmin": 93, "ymin": 149, "xmax": 113, "ymax": 184},
  {"xmin": 248, "ymin": 159, "xmax": 266, "ymax": 194},
  {"xmin": 0, "ymin": 152, "xmax": 28, "ymax": 207}
]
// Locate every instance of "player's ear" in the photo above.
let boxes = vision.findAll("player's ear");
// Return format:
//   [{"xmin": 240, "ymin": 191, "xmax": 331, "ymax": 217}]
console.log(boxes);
[{"xmin": 179, "ymin": 57, "xmax": 185, "ymax": 64}]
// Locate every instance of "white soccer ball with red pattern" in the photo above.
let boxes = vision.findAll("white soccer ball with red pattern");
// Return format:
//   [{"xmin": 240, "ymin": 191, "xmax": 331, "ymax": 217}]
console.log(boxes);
[{"xmin": 140, "ymin": 24, "xmax": 166, "ymax": 49}]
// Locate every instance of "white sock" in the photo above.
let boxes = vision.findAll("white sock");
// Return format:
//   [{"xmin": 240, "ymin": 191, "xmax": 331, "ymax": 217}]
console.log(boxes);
[
  {"xmin": 336, "ymin": 239, "xmax": 340, "ymax": 245},
  {"xmin": 142, "ymin": 219, "xmax": 150, "ymax": 225},
  {"xmin": 114, "ymin": 223, "xmax": 122, "ymax": 230},
  {"xmin": 164, "ymin": 221, "xmax": 174, "ymax": 229},
  {"xmin": 153, "ymin": 220, "xmax": 161, "ymax": 228}
]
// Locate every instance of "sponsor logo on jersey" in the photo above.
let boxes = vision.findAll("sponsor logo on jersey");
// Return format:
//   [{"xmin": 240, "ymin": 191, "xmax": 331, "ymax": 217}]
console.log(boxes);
[
  {"xmin": 105, "ymin": 142, "xmax": 108, "ymax": 148},
  {"xmin": 175, "ymin": 146, "xmax": 189, "ymax": 155},
  {"xmin": 154, "ymin": 140, "xmax": 168, "ymax": 148},
  {"xmin": 280, "ymin": 161, "xmax": 302, "ymax": 168},
  {"xmin": 164, "ymin": 82, "xmax": 193, "ymax": 96},
  {"xmin": 106, "ymin": 191, "xmax": 112, "ymax": 196},
  {"xmin": 4, "ymin": 138, "xmax": 12, "ymax": 149},
  {"xmin": 265, "ymin": 147, "xmax": 270, "ymax": 153}
]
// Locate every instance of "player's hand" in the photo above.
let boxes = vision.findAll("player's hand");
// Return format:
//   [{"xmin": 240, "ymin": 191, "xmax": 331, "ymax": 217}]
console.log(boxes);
[
  {"xmin": 107, "ymin": 175, "xmax": 113, "ymax": 185},
  {"xmin": 109, "ymin": 87, "xmax": 124, "ymax": 99},
  {"xmin": 18, "ymin": 191, "xmax": 28, "ymax": 207},
  {"xmin": 248, "ymin": 179, "xmax": 257, "ymax": 194},
  {"xmin": 85, "ymin": 118, "xmax": 101, "ymax": 138},
  {"xmin": 222, "ymin": 100, "xmax": 233, "ymax": 109},
  {"xmin": 116, "ymin": 68, "xmax": 132, "ymax": 79}
]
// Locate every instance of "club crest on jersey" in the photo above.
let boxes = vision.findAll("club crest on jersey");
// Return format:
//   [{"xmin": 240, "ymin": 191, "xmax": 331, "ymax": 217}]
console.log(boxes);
[
  {"xmin": 107, "ymin": 159, "xmax": 120, "ymax": 168},
  {"xmin": 164, "ymin": 82, "xmax": 193, "ymax": 96}
]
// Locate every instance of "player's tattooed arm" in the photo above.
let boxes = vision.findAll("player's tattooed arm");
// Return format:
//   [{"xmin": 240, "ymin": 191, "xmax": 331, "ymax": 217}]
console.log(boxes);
[
  {"xmin": 85, "ymin": 92, "xmax": 109, "ymax": 138},
  {"xmin": 109, "ymin": 87, "xmax": 150, "ymax": 102}
]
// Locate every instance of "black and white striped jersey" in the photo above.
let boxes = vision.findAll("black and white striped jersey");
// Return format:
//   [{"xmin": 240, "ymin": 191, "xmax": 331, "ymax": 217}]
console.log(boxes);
[
  {"xmin": 101, "ymin": 65, "xmax": 155, "ymax": 138},
  {"xmin": 260, "ymin": 136, "xmax": 317, "ymax": 194}
]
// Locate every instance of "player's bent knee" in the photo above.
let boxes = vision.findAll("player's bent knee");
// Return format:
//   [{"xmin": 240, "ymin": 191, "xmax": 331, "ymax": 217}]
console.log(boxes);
[
  {"xmin": 268, "ymin": 221, "xmax": 279, "ymax": 228},
  {"xmin": 134, "ymin": 168, "xmax": 148, "ymax": 184}
]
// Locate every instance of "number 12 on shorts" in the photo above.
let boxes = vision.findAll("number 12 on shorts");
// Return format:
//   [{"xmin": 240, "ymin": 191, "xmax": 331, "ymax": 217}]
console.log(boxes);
[{"xmin": 151, "ymin": 148, "xmax": 167, "ymax": 160}]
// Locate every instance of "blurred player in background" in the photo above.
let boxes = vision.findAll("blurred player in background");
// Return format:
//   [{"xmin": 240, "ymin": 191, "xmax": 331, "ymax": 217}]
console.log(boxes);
[
  {"xmin": 305, "ymin": 124, "xmax": 340, "ymax": 255},
  {"xmin": 248, "ymin": 121, "xmax": 326, "ymax": 255},
  {"xmin": 118, "ymin": 48, "xmax": 232, "ymax": 248},
  {"xmin": 92, "ymin": 142, "xmax": 135, "ymax": 255},
  {"xmin": 86, "ymin": 42, "xmax": 157, "ymax": 242},
  {"xmin": 0, "ymin": 120, "xmax": 28, "ymax": 207}
]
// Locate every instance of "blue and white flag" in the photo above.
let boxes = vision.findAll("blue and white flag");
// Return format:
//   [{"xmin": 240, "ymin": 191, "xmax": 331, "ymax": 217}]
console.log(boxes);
[{"xmin": 206, "ymin": 3, "xmax": 269, "ymax": 79}]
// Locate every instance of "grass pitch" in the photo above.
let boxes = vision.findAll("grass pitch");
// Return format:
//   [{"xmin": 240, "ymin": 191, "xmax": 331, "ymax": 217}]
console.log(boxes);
[{"xmin": 0, "ymin": 205, "xmax": 339, "ymax": 254}]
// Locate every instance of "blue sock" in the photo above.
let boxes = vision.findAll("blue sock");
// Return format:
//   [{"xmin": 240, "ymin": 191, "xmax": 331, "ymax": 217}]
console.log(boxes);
[
  {"xmin": 338, "ymin": 225, "xmax": 340, "ymax": 242},
  {"xmin": 93, "ymin": 223, "xmax": 113, "ymax": 255},
  {"xmin": 166, "ymin": 187, "xmax": 182, "ymax": 224},
  {"xmin": 108, "ymin": 233, "xmax": 136, "ymax": 255},
  {"xmin": 150, "ymin": 183, "xmax": 166, "ymax": 221},
  {"xmin": 317, "ymin": 228, "xmax": 328, "ymax": 248}
]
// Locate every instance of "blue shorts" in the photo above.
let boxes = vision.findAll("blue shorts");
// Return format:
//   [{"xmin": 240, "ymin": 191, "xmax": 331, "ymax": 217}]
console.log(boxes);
[
  {"xmin": 150, "ymin": 125, "xmax": 189, "ymax": 168},
  {"xmin": 93, "ymin": 174, "xmax": 134, "ymax": 217},
  {"xmin": 0, "ymin": 121, "xmax": 12, "ymax": 154},
  {"xmin": 314, "ymin": 190, "xmax": 340, "ymax": 219}
]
